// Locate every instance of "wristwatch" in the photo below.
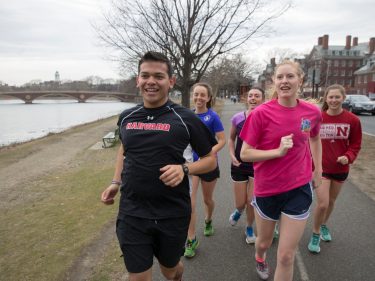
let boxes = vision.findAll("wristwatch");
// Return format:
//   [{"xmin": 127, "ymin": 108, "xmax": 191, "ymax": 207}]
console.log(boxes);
[{"xmin": 181, "ymin": 164, "xmax": 189, "ymax": 176}]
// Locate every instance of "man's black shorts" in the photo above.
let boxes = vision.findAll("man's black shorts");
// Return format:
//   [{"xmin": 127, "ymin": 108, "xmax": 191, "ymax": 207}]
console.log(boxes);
[
  {"xmin": 116, "ymin": 215, "xmax": 190, "ymax": 273},
  {"xmin": 196, "ymin": 166, "xmax": 220, "ymax": 182}
]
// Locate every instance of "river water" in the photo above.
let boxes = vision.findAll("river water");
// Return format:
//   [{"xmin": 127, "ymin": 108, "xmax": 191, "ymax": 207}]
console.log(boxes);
[{"xmin": 0, "ymin": 99, "xmax": 135, "ymax": 147}]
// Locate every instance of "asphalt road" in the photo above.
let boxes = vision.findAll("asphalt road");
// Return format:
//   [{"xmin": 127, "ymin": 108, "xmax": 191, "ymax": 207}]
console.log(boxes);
[
  {"xmin": 358, "ymin": 114, "xmax": 375, "ymax": 136},
  {"xmin": 152, "ymin": 99, "xmax": 375, "ymax": 281}
]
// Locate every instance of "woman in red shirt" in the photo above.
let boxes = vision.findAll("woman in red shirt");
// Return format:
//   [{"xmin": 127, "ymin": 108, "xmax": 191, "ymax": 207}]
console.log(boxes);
[{"xmin": 308, "ymin": 84, "xmax": 362, "ymax": 254}]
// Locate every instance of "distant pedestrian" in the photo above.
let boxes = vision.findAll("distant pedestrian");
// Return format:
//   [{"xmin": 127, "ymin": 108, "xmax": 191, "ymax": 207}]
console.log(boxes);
[
  {"xmin": 308, "ymin": 84, "xmax": 362, "ymax": 254},
  {"xmin": 101, "ymin": 51, "xmax": 217, "ymax": 281},
  {"xmin": 228, "ymin": 87, "xmax": 265, "ymax": 244},
  {"xmin": 184, "ymin": 82, "xmax": 226, "ymax": 258},
  {"xmin": 240, "ymin": 60, "xmax": 322, "ymax": 281}
]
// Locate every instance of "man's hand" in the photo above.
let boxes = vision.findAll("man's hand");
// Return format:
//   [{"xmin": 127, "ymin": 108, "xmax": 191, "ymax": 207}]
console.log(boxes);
[
  {"xmin": 101, "ymin": 184, "xmax": 119, "ymax": 205},
  {"xmin": 159, "ymin": 164, "xmax": 185, "ymax": 187}
]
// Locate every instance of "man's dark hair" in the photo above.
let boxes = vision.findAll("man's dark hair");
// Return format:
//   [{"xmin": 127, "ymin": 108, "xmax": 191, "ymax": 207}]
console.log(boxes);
[{"xmin": 138, "ymin": 51, "xmax": 173, "ymax": 77}]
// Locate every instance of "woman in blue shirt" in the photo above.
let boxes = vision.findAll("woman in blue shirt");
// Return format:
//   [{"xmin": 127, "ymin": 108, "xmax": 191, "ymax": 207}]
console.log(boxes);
[{"xmin": 184, "ymin": 82, "xmax": 226, "ymax": 258}]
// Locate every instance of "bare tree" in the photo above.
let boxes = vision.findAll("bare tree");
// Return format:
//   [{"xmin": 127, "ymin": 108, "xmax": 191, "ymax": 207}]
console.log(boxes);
[
  {"xmin": 96, "ymin": 0, "xmax": 291, "ymax": 107},
  {"xmin": 203, "ymin": 53, "xmax": 260, "ymax": 99},
  {"xmin": 265, "ymin": 47, "xmax": 304, "ymax": 64}
]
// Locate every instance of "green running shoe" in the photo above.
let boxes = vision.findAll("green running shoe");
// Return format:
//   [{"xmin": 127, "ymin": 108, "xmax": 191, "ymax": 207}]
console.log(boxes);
[
  {"xmin": 320, "ymin": 225, "xmax": 332, "ymax": 242},
  {"xmin": 184, "ymin": 238, "xmax": 199, "ymax": 258},
  {"xmin": 204, "ymin": 220, "xmax": 214, "ymax": 236},
  {"xmin": 308, "ymin": 233, "xmax": 321, "ymax": 253}
]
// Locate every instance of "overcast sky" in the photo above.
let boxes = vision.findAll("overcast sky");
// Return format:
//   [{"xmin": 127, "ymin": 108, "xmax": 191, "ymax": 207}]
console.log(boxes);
[{"xmin": 0, "ymin": 0, "xmax": 373, "ymax": 86}]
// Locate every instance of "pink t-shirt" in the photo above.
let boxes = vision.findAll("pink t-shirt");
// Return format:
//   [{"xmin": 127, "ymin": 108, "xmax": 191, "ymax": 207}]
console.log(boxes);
[{"xmin": 239, "ymin": 99, "xmax": 321, "ymax": 197}]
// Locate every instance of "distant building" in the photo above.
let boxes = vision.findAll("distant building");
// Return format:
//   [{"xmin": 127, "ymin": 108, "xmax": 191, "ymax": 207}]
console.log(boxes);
[
  {"xmin": 257, "ymin": 57, "xmax": 308, "ymax": 98},
  {"xmin": 353, "ymin": 51, "xmax": 375, "ymax": 95},
  {"xmin": 257, "ymin": 58, "xmax": 276, "ymax": 98},
  {"xmin": 306, "ymin": 35, "xmax": 375, "ymax": 97}
]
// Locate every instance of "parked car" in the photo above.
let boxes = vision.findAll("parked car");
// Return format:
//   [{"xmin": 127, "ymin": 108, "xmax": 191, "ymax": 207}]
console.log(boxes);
[{"xmin": 342, "ymin": 95, "xmax": 375, "ymax": 115}]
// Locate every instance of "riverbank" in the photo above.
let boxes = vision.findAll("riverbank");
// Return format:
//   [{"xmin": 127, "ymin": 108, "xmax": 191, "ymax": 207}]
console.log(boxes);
[
  {"xmin": 0, "ymin": 116, "xmax": 120, "ymax": 202},
  {"xmin": 0, "ymin": 115, "xmax": 124, "ymax": 281}
]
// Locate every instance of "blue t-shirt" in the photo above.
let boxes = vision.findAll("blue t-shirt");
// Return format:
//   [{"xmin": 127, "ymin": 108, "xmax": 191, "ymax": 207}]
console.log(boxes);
[{"xmin": 193, "ymin": 108, "xmax": 224, "ymax": 161}]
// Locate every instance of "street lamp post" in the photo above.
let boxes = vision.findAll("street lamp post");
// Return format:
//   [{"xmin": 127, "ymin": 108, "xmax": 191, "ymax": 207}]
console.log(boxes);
[
  {"xmin": 314, "ymin": 61, "xmax": 320, "ymax": 99},
  {"xmin": 312, "ymin": 69, "xmax": 316, "ymax": 98}
]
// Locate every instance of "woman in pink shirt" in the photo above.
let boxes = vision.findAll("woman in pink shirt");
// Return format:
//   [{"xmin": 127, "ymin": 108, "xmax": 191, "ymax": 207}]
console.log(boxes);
[{"xmin": 240, "ymin": 60, "xmax": 322, "ymax": 281}]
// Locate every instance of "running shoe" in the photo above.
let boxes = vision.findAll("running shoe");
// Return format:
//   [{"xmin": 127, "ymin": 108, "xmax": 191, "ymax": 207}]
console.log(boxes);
[
  {"xmin": 320, "ymin": 225, "xmax": 332, "ymax": 242},
  {"xmin": 204, "ymin": 220, "xmax": 214, "ymax": 236},
  {"xmin": 229, "ymin": 209, "xmax": 242, "ymax": 226},
  {"xmin": 308, "ymin": 233, "xmax": 321, "ymax": 253},
  {"xmin": 256, "ymin": 260, "xmax": 270, "ymax": 280},
  {"xmin": 245, "ymin": 226, "xmax": 256, "ymax": 244},
  {"xmin": 184, "ymin": 238, "xmax": 199, "ymax": 258}
]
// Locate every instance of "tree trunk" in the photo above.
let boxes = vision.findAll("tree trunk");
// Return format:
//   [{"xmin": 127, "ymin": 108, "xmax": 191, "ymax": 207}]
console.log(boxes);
[
  {"xmin": 181, "ymin": 85, "xmax": 191, "ymax": 109},
  {"xmin": 180, "ymin": 61, "xmax": 193, "ymax": 108}
]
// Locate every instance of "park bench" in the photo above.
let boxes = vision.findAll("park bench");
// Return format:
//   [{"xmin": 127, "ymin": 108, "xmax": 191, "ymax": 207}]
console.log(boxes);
[{"xmin": 102, "ymin": 128, "xmax": 119, "ymax": 148}]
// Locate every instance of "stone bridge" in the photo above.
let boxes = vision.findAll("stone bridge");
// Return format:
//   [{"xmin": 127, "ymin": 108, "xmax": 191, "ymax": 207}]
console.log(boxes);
[{"xmin": 0, "ymin": 91, "xmax": 141, "ymax": 104}]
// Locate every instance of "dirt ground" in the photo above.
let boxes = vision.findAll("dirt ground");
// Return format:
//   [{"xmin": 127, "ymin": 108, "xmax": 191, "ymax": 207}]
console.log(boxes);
[
  {"xmin": 0, "ymin": 116, "xmax": 118, "ymax": 206},
  {"xmin": 347, "ymin": 133, "xmax": 375, "ymax": 201},
  {"xmin": 1, "ymin": 116, "xmax": 374, "ymax": 280}
]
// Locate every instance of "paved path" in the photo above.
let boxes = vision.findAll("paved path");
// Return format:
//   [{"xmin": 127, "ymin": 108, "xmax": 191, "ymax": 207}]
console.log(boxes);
[
  {"xmin": 358, "ymin": 114, "xmax": 375, "ymax": 136},
  {"xmin": 152, "ymin": 99, "xmax": 375, "ymax": 281}
]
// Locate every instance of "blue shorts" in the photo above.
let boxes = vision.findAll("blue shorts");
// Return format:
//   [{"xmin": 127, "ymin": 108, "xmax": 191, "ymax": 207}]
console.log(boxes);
[
  {"xmin": 116, "ymin": 215, "xmax": 190, "ymax": 273},
  {"xmin": 251, "ymin": 183, "xmax": 313, "ymax": 221}
]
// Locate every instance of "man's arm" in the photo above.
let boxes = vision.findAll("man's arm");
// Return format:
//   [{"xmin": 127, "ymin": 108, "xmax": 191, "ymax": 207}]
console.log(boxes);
[{"xmin": 101, "ymin": 144, "xmax": 124, "ymax": 205}]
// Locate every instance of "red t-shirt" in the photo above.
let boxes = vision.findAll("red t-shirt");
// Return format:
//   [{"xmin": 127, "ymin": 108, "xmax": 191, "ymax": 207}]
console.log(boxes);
[{"xmin": 320, "ymin": 110, "xmax": 362, "ymax": 174}]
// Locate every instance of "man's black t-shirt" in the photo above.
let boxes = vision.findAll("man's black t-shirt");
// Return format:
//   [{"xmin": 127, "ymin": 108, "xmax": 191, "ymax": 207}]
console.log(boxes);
[{"xmin": 117, "ymin": 100, "xmax": 217, "ymax": 219}]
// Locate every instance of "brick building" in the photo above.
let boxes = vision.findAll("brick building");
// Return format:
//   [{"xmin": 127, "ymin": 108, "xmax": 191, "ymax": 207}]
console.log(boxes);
[
  {"xmin": 257, "ymin": 58, "xmax": 276, "ymax": 98},
  {"xmin": 306, "ymin": 35, "xmax": 375, "ymax": 97},
  {"xmin": 256, "ymin": 35, "xmax": 375, "ymax": 98},
  {"xmin": 354, "ymin": 52, "xmax": 375, "ymax": 95}
]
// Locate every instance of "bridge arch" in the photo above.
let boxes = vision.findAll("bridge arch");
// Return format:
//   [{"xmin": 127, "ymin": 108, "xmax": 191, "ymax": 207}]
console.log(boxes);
[{"xmin": 0, "ymin": 91, "xmax": 140, "ymax": 104}]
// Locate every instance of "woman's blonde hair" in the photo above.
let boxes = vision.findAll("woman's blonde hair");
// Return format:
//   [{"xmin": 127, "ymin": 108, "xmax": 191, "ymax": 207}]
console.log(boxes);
[
  {"xmin": 321, "ymin": 84, "xmax": 346, "ymax": 111},
  {"xmin": 271, "ymin": 60, "xmax": 305, "ymax": 99},
  {"xmin": 191, "ymin": 82, "xmax": 213, "ymax": 108}
]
